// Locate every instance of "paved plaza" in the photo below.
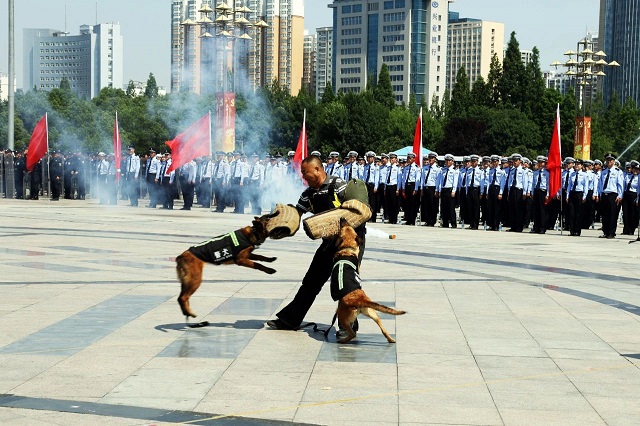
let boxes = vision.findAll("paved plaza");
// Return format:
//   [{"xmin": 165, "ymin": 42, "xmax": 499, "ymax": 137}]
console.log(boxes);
[{"xmin": 0, "ymin": 197, "xmax": 639, "ymax": 425}]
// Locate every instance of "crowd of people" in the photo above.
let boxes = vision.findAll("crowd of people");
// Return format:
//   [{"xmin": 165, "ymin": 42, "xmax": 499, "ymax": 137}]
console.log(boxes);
[{"xmin": 2, "ymin": 147, "xmax": 639, "ymax": 239}]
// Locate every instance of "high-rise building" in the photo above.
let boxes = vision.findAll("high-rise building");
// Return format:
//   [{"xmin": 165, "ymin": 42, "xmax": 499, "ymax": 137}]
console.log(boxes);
[
  {"xmin": 302, "ymin": 30, "xmax": 317, "ymax": 95},
  {"xmin": 330, "ymin": 0, "xmax": 452, "ymax": 106},
  {"xmin": 247, "ymin": 0, "xmax": 305, "ymax": 94},
  {"xmin": 23, "ymin": 24, "xmax": 123, "ymax": 99},
  {"xmin": 171, "ymin": 0, "xmax": 305, "ymax": 95},
  {"xmin": 599, "ymin": 0, "xmax": 640, "ymax": 105},
  {"xmin": 0, "ymin": 73, "xmax": 16, "ymax": 101},
  {"xmin": 447, "ymin": 13, "xmax": 504, "ymax": 92},
  {"xmin": 315, "ymin": 26, "xmax": 334, "ymax": 102}
]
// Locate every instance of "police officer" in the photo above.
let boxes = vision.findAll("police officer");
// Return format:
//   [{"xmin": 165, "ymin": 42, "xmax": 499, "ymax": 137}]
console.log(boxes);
[
  {"xmin": 363, "ymin": 151, "xmax": 379, "ymax": 222},
  {"xmin": 400, "ymin": 152, "xmax": 420, "ymax": 225},
  {"xmin": 458, "ymin": 156, "xmax": 470, "ymax": 226},
  {"xmin": 13, "ymin": 151, "xmax": 26, "ymax": 199},
  {"xmin": 212, "ymin": 152, "xmax": 229, "ymax": 212},
  {"xmin": 484, "ymin": 155, "xmax": 504, "ymax": 231},
  {"xmin": 179, "ymin": 159, "xmax": 197, "ymax": 210},
  {"xmin": 63, "ymin": 153, "xmax": 74, "ymax": 199},
  {"xmin": 420, "ymin": 152, "xmax": 440, "ymax": 226},
  {"xmin": 50, "ymin": 151, "xmax": 65, "ymax": 201},
  {"xmin": 597, "ymin": 153, "xmax": 624, "ymax": 239},
  {"xmin": 325, "ymin": 152, "xmax": 344, "ymax": 178},
  {"xmin": 385, "ymin": 153, "xmax": 401, "ymax": 224},
  {"xmin": 229, "ymin": 152, "xmax": 247, "ymax": 213},
  {"xmin": 146, "ymin": 149, "xmax": 160, "ymax": 208},
  {"xmin": 530, "ymin": 156, "xmax": 549, "ymax": 234},
  {"xmin": 377, "ymin": 153, "xmax": 390, "ymax": 222},
  {"xmin": 247, "ymin": 153, "xmax": 265, "ymax": 215},
  {"xmin": 566, "ymin": 159, "xmax": 588, "ymax": 236},
  {"xmin": 437, "ymin": 154, "xmax": 458, "ymax": 228},
  {"xmin": 465, "ymin": 154, "xmax": 484, "ymax": 229},
  {"xmin": 502, "ymin": 153, "xmax": 525, "ymax": 232},
  {"xmin": 522, "ymin": 158, "xmax": 533, "ymax": 228},
  {"xmin": 124, "ymin": 146, "xmax": 141, "ymax": 206},
  {"xmin": 621, "ymin": 160, "xmax": 639, "ymax": 235},
  {"xmin": 343, "ymin": 151, "xmax": 360, "ymax": 181}
]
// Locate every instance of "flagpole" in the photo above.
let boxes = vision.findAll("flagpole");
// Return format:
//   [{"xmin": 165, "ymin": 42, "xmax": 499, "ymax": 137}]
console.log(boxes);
[
  {"xmin": 209, "ymin": 110, "xmax": 214, "ymax": 211},
  {"xmin": 558, "ymin": 104, "xmax": 563, "ymax": 236},
  {"xmin": 45, "ymin": 112, "xmax": 49, "ymax": 198}
]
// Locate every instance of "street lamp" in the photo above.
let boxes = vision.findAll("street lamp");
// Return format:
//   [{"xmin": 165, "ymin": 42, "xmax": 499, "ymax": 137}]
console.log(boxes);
[
  {"xmin": 180, "ymin": 1, "xmax": 268, "ymax": 153},
  {"xmin": 552, "ymin": 34, "xmax": 619, "ymax": 160}
]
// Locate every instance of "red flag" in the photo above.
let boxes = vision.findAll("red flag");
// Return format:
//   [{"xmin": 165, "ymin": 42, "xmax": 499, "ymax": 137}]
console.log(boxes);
[
  {"xmin": 412, "ymin": 107, "xmax": 423, "ymax": 161},
  {"xmin": 546, "ymin": 104, "xmax": 562, "ymax": 204},
  {"xmin": 114, "ymin": 111, "xmax": 122, "ymax": 183},
  {"xmin": 165, "ymin": 112, "xmax": 212, "ymax": 173},
  {"xmin": 292, "ymin": 109, "xmax": 307, "ymax": 175},
  {"xmin": 26, "ymin": 114, "xmax": 48, "ymax": 171}
]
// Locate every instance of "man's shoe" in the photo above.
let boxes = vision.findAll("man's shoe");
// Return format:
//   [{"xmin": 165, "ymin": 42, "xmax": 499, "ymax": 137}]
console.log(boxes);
[{"xmin": 266, "ymin": 318, "xmax": 295, "ymax": 330}]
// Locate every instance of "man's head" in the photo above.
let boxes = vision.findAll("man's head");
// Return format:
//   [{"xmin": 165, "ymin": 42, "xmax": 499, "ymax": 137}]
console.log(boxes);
[
  {"xmin": 407, "ymin": 153, "xmax": 415, "ymax": 164},
  {"xmin": 444, "ymin": 154, "xmax": 454, "ymax": 167},
  {"xmin": 604, "ymin": 153, "xmax": 616, "ymax": 169},
  {"xmin": 300, "ymin": 156, "xmax": 327, "ymax": 189},
  {"xmin": 128, "ymin": 146, "xmax": 135, "ymax": 154},
  {"xmin": 470, "ymin": 154, "xmax": 479, "ymax": 167}
]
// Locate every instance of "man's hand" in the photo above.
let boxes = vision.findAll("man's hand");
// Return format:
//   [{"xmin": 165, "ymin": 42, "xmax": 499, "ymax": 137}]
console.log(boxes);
[{"xmin": 451, "ymin": 191, "xmax": 456, "ymax": 198}]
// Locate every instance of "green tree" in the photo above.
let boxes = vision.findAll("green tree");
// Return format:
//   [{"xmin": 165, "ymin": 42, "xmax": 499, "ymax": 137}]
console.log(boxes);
[
  {"xmin": 523, "ymin": 47, "xmax": 545, "ymax": 121},
  {"xmin": 487, "ymin": 53, "xmax": 503, "ymax": 106},
  {"xmin": 144, "ymin": 73, "xmax": 159, "ymax": 98},
  {"xmin": 450, "ymin": 66, "xmax": 471, "ymax": 117},
  {"xmin": 320, "ymin": 81, "xmax": 335, "ymax": 104},
  {"xmin": 373, "ymin": 63, "xmax": 395, "ymax": 110},
  {"xmin": 470, "ymin": 76, "xmax": 491, "ymax": 108},
  {"xmin": 408, "ymin": 93, "xmax": 419, "ymax": 116},
  {"xmin": 59, "ymin": 77, "xmax": 71, "ymax": 92},
  {"xmin": 126, "ymin": 80, "xmax": 136, "ymax": 97},
  {"xmin": 498, "ymin": 32, "xmax": 526, "ymax": 108}
]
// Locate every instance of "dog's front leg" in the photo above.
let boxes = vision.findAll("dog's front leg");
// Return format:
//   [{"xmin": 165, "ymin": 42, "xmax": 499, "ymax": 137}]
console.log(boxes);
[
  {"xmin": 236, "ymin": 248, "xmax": 276, "ymax": 274},
  {"xmin": 249, "ymin": 253, "xmax": 277, "ymax": 263}
]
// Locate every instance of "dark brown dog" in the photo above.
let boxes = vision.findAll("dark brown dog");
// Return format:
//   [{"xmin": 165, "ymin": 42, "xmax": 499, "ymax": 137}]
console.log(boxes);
[
  {"xmin": 332, "ymin": 218, "xmax": 406, "ymax": 343},
  {"xmin": 176, "ymin": 214, "xmax": 276, "ymax": 319}
]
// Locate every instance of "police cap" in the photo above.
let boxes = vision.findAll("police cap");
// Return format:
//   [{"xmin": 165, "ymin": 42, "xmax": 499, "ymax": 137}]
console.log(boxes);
[
  {"xmin": 348, "ymin": 151, "xmax": 358, "ymax": 158},
  {"xmin": 381, "ymin": 153, "xmax": 389, "ymax": 159},
  {"xmin": 630, "ymin": 160, "xmax": 640, "ymax": 168},
  {"xmin": 428, "ymin": 152, "xmax": 438, "ymax": 158},
  {"xmin": 511, "ymin": 153, "xmax": 522, "ymax": 161},
  {"xmin": 463, "ymin": 156, "xmax": 471, "ymax": 162},
  {"xmin": 563, "ymin": 156, "xmax": 575, "ymax": 164},
  {"xmin": 490, "ymin": 155, "xmax": 501, "ymax": 162},
  {"xmin": 444, "ymin": 154, "xmax": 454, "ymax": 161},
  {"xmin": 310, "ymin": 150, "xmax": 321, "ymax": 156},
  {"xmin": 288, "ymin": 150, "xmax": 295, "ymax": 157},
  {"xmin": 366, "ymin": 151, "xmax": 376, "ymax": 157},
  {"xmin": 389, "ymin": 153, "xmax": 398, "ymax": 159},
  {"xmin": 583, "ymin": 159, "xmax": 594, "ymax": 166},
  {"xmin": 329, "ymin": 151, "xmax": 339, "ymax": 158},
  {"xmin": 407, "ymin": 152, "xmax": 416, "ymax": 158},
  {"xmin": 604, "ymin": 153, "xmax": 616, "ymax": 160},
  {"xmin": 470, "ymin": 154, "xmax": 480, "ymax": 161},
  {"xmin": 594, "ymin": 159, "xmax": 603, "ymax": 166}
]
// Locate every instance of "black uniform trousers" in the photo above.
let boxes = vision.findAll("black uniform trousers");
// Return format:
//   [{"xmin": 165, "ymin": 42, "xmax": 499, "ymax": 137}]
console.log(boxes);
[
  {"xmin": 531, "ymin": 188, "xmax": 548, "ymax": 233},
  {"xmin": 568, "ymin": 191, "xmax": 584, "ymax": 236},
  {"xmin": 161, "ymin": 177, "xmax": 175, "ymax": 209},
  {"xmin": 213, "ymin": 178, "xmax": 225, "ymax": 211},
  {"xmin": 421, "ymin": 186, "xmax": 438, "ymax": 226},
  {"xmin": 440, "ymin": 188, "xmax": 457, "ymax": 228},
  {"xmin": 366, "ymin": 183, "xmax": 377, "ymax": 222},
  {"xmin": 180, "ymin": 177, "xmax": 195, "ymax": 209},
  {"xmin": 403, "ymin": 182, "xmax": 418, "ymax": 225},
  {"xmin": 248, "ymin": 180, "xmax": 262, "ymax": 215},
  {"xmin": 376, "ymin": 184, "xmax": 385, "ymax": 217},
  {"xmin": 523, "ymin": 195, "xmax": 533, "ymax": 228},
  {"xmin": 500, "ymin": 188, "xmax": 511, "ymax": 227},
  {"xmin": 459, "ymin": 189, "xmax": 468, "ymax": 224},
  {"xmin": 276, "ymin": 229, "xmax": 366, "ymax": 328},
  {"xmin": 466, "ymin": 187, "xmax": 481, "ymax": 229},
  {"xmin": 508, "ymin": 187, "xmax": 524, "ymax": 232},
  {"xmin": 106, "ymin": 175, "xmax": 117, "ymax": 205},
  {"xmin": 385, "ymin": 184, "xmax": 399, "ymax": 224},
  {"xmin": 51, "ymin": 176, "xmax": 63, "ymax": 200},
  {"xmin": 621, "ymin": 191, "xmax": 639, "ymax": 235},
  {"xmin": 199, "ymin": 178, "xmax": 212, "ymax": 207},
  {"xmin": 231, "ymin": 177, "xmax": 244, "ymax": 213},
  {"xmin": 600, "ymin": 192, "xmax": 618, "ymax": 237},
  {"xmin": 486, "ymin": 185, "xmax": 501, "ymax": 230},
  {"xmin": 146, "ymin": 173, "xmax": 157, "ymax": 207},
  {"xmin": 582, "ymin": 190, "xmax": 595, "ymax": 229}
]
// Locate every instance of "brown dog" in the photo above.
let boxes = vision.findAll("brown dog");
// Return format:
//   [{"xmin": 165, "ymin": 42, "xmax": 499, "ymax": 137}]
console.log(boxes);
[
  {"xmin": 176, "ymin": 214, "xmax": 277, "ymax": 319},
  {"xmin": 332, "ymin": 218, "xmax": 406, "ymax": 343}
]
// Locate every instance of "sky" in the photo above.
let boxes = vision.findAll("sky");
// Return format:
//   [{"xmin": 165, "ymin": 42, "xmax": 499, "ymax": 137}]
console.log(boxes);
[{"xmin": 0, "ymin": 0, "xmax": 600, "ymax": 91}]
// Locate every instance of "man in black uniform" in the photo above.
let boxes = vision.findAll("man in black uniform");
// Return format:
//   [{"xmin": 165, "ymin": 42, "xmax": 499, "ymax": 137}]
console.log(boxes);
[
  {"xmin": 266, "ymin": 155, "xmax": 367, "ymax": 339},
  {"xmin": 49, "ymin": 151, "xmax": 64, "ymax": 201},
  {"xmin": 14, "ymin": 151, "xmax": 26, "ymax": 199}
]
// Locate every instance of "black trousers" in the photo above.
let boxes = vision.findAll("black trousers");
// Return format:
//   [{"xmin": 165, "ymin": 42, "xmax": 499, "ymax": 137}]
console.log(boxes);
[
  {"xmin": 213, "ymin": 178, "xmax": 225, "ymax": 211},
  {"xmin": 366, "ymin": 183, "xmax": 377, "ymax": 222},
  {"xmin": 248, "ymin": 181, "xmax": 262, "ymax": 215},
  {"xmin": 161, "ymin": 178, "xmax": 175, "ymax": 209},
  {"xmin": 440, "ymin": 188, "xmax": 456, "ymax": 227},
  {"xmin": 459, "ymin": 189, "xmax": 468, "ymax": 223},
  {"xmin": 466, "ymin": 187, "xmax": 480, "ymax": 228},
  {"xmin": 420, "ymin": 186, "xmax": 438, "ymax": 226},
  {"xmin": 568, "ymin": 191, "xmax": 584, "ymax": 235},
  {"xmin": 385, "ymin": 184, "xmax": 399, "ymax": 224},
  {"xmin": 180, "ymin": 178, "xmax": 195, "ymax": 209},
  {"xmin": 51, "ymin": 176, "xmax": 62, "ymax": 200},
  {"xmin": 376, "ymin": 185, "xmax": 385, "ymax": 217},
  {"xmin": 581, "ymin": 190, "xmax": 595, "ymax": 229},
  {"xmin": 508, "ymin": 188, "xmax": 524, "ymax": 232},
  {"xmin": 600, "ymin": 192, "xmax": 618, "ymax": 237},
  {"xmin": 500, "ymin": 188, "xmax": 511, "ymax": 227},
  {"xmin": 127, "ymin": 177, "xmax": 139, "ymax": 206},
  {"xmin": 486, "ymin": 186, "xmax": 501, "ymax": 230},
  {"xmin": 403, "ymin": 182, "xmax": 418, "ymax": 225},
  {"xmin": 199, "ymin": 178, "xmax": 212, "ymax": 207},
  {"xmin": 276, "ymin": 228, "xmax": 366, "ymax": 327},
  {"xmin": 532, "ymin": 189, "xmax": 548, "ymax": 232},
  {"xmin": 621, "ymin": 191, "xmax": 639, "ymax": 235},
  {"xmin": 146, "ymin": 173, "xmax": 157, "ymax": 206},
  {"xmin": 231, "ymin": 177, "xmax": 243, "ymax": 212}
]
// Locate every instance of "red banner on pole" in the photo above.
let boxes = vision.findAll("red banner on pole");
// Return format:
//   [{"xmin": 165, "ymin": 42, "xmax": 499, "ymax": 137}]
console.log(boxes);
[
  {"xmin": 165, "ymin": 112, "xmax": 212, "ymax": 173},
  {"xmin": 26, "ymin": 113, "xmax": 48, "ymax": 171},
  {"xmin": 292, "ymin": 109, "xmax": 307, "ymax": 175},
  {"xmin": 114, "ymin": 111, "xmax": 122, "ymax": 183},
  {"xmin": 546, "ymin": 105, "xmax": 562, "ymax": 203},
  {"xmin": 215, "ymin": 93, "xmax": 236, "ymax": 153},
  {"xmin": 412, "ymin": 107, "xmax": 423, "ymax": 161}
]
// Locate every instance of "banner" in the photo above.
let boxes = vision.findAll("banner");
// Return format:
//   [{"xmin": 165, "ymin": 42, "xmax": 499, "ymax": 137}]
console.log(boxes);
[
  {"xmin": 215, "ymin": 93, "xmax": 236, "ymax": 154},
  {"xmin": 165, "ymin": 112, "xmax": 212, "ymax": 173},
  {"xmin": 26, "ymin": 114, "xmax": 48, "ymax": 171},
  {"xmin": 114, "ymin": 111, "xmax": 122, "ymax": 183},
  {"xmin": 546, "ymin": 104, "xmax": 562, "ymax": 203},
  {"xmin": 573, "ymin": 116, "xmax": 591, "ymax": 160},
  {"xmin": 292, "ymin": 109, "xmax": 307, "ymax": 175}
]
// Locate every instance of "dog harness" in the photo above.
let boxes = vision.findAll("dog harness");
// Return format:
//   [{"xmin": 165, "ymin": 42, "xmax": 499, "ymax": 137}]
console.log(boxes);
[
  {"xmin": 188, "ymin": 230, "xmax": 251, "ymax": 264},
  {"xmin": 330, "ymin": 254, "xmax": 362, "ymax": 301}
]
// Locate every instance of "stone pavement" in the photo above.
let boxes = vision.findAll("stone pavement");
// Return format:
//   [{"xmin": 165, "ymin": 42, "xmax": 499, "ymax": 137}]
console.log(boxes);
[{"xmin": 0, "ymin": 197, "xmax": 639, "ymax": 426}]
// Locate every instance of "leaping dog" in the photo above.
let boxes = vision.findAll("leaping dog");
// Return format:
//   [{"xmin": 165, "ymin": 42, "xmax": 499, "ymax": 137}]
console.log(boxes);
[{"xmin": 176, "ymin": 213, "xmax": 277, "ymax": 320}]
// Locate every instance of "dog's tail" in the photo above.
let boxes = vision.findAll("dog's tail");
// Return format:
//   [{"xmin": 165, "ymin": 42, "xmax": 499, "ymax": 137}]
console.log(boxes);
[{"xmin": 361, "ymin": 301, "xmax": 406, "ymax": 316}]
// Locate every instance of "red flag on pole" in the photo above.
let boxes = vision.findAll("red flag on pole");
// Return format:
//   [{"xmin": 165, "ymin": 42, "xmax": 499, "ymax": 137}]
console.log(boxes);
[
  {"xmin": 412, "ymin": 107, "xmax": 423, "ymax": 161},
  {"xmin": 546, "ymin": 104, "xmax": 562, "ymax": 204},
  {"xmin": 165, "ymin": 112, "xmax": 212, "ymax": 173},
  {"xmin": 292, "ymin": 109, "xmax": 308, "ymax": 175},
  {"xmin": 26, "ymin": 113, "xmax": 48, "ymax": 171},
  {"xmin": 114, "ymin": 111, "xmax": 122, "ymax": 183}
]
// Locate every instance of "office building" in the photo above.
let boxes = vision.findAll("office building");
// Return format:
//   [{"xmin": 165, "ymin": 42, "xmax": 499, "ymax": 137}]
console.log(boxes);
[
  {"xmin": 447, "ymin": 12, "xmax": 504, "ymax": 92},
  {"xmin": 23, "ymin": 24, "xmax": 123, "ymax": 99},
  {"xmin": 315, "ymin": 26, "xmax": 333, "ymax": 101},
  {"xmin": 302, "ymin": 31, "xmax": 317, "ymax": 95},
  {"xmin": 330, "ymin": 0, "xmax": 453, "ymax": 106},
  {"xmin": 0, "ymin": 73, "xmax": 16, "ymax": 101},
  {"xmin": 599, "ymin": 0, "xmax": 640, "ymax": 105}
]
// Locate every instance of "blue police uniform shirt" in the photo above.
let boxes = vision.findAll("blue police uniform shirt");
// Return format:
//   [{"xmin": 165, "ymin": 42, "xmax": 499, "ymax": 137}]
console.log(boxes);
[
  {"xmin": 599, "ymin": 167, "xmax": 624, "ymax": 198},
  {"xmin": 437, "ymin": 166, "xmax": 458, "ymax": 191},
  {"xmin": 420, "ymin": 164, "xmax": 440, "ymax": 189},
  {"xmin": 465, "ymin": 166, "xmax": 484, "ymax": 192},
  {"xmin": 567, "ymin": 169, "xmax": 589, "ymax": 200}
]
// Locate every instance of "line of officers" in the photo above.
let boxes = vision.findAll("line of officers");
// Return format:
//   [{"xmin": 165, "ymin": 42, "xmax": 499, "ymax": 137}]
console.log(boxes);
[{"xmin": 318, "ymin": 150, "xmax": 639, "ymax": 239}]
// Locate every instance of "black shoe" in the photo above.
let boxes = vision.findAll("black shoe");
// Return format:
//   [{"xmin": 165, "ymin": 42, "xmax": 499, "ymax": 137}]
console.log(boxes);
[
  {"xmin": 266, "ymin": 318, "xmax": 295, "ymax": 330},
  {"xmin": 180, "ymin": 207, "xmax": 190, "ymax": 210}
]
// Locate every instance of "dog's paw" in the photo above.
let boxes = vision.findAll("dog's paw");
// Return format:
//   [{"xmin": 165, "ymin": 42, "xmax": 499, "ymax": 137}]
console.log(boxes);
[
  {"xmin": 265, "ymin": 267, "xmax": 277, "ymax": 275},
  {"xmin": 265, "ymin": 257, "xmax": 277, "ymax": 262}
]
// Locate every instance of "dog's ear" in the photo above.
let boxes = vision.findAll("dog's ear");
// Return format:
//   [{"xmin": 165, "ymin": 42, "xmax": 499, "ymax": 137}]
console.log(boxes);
[
  {"xmin": 339, "ymin": 217, "xmax": 349, "ymax": 227},
  {"xmin": 355, "ymin": 235, "xmax": 363, "ymax": 246},
  {"xmin": 252, "ymin": 219, "xmax": 264, "ymax": 230},
  {"xmin": 334, "ymin": 236, "xmax": 343, "ymax": 248}
]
